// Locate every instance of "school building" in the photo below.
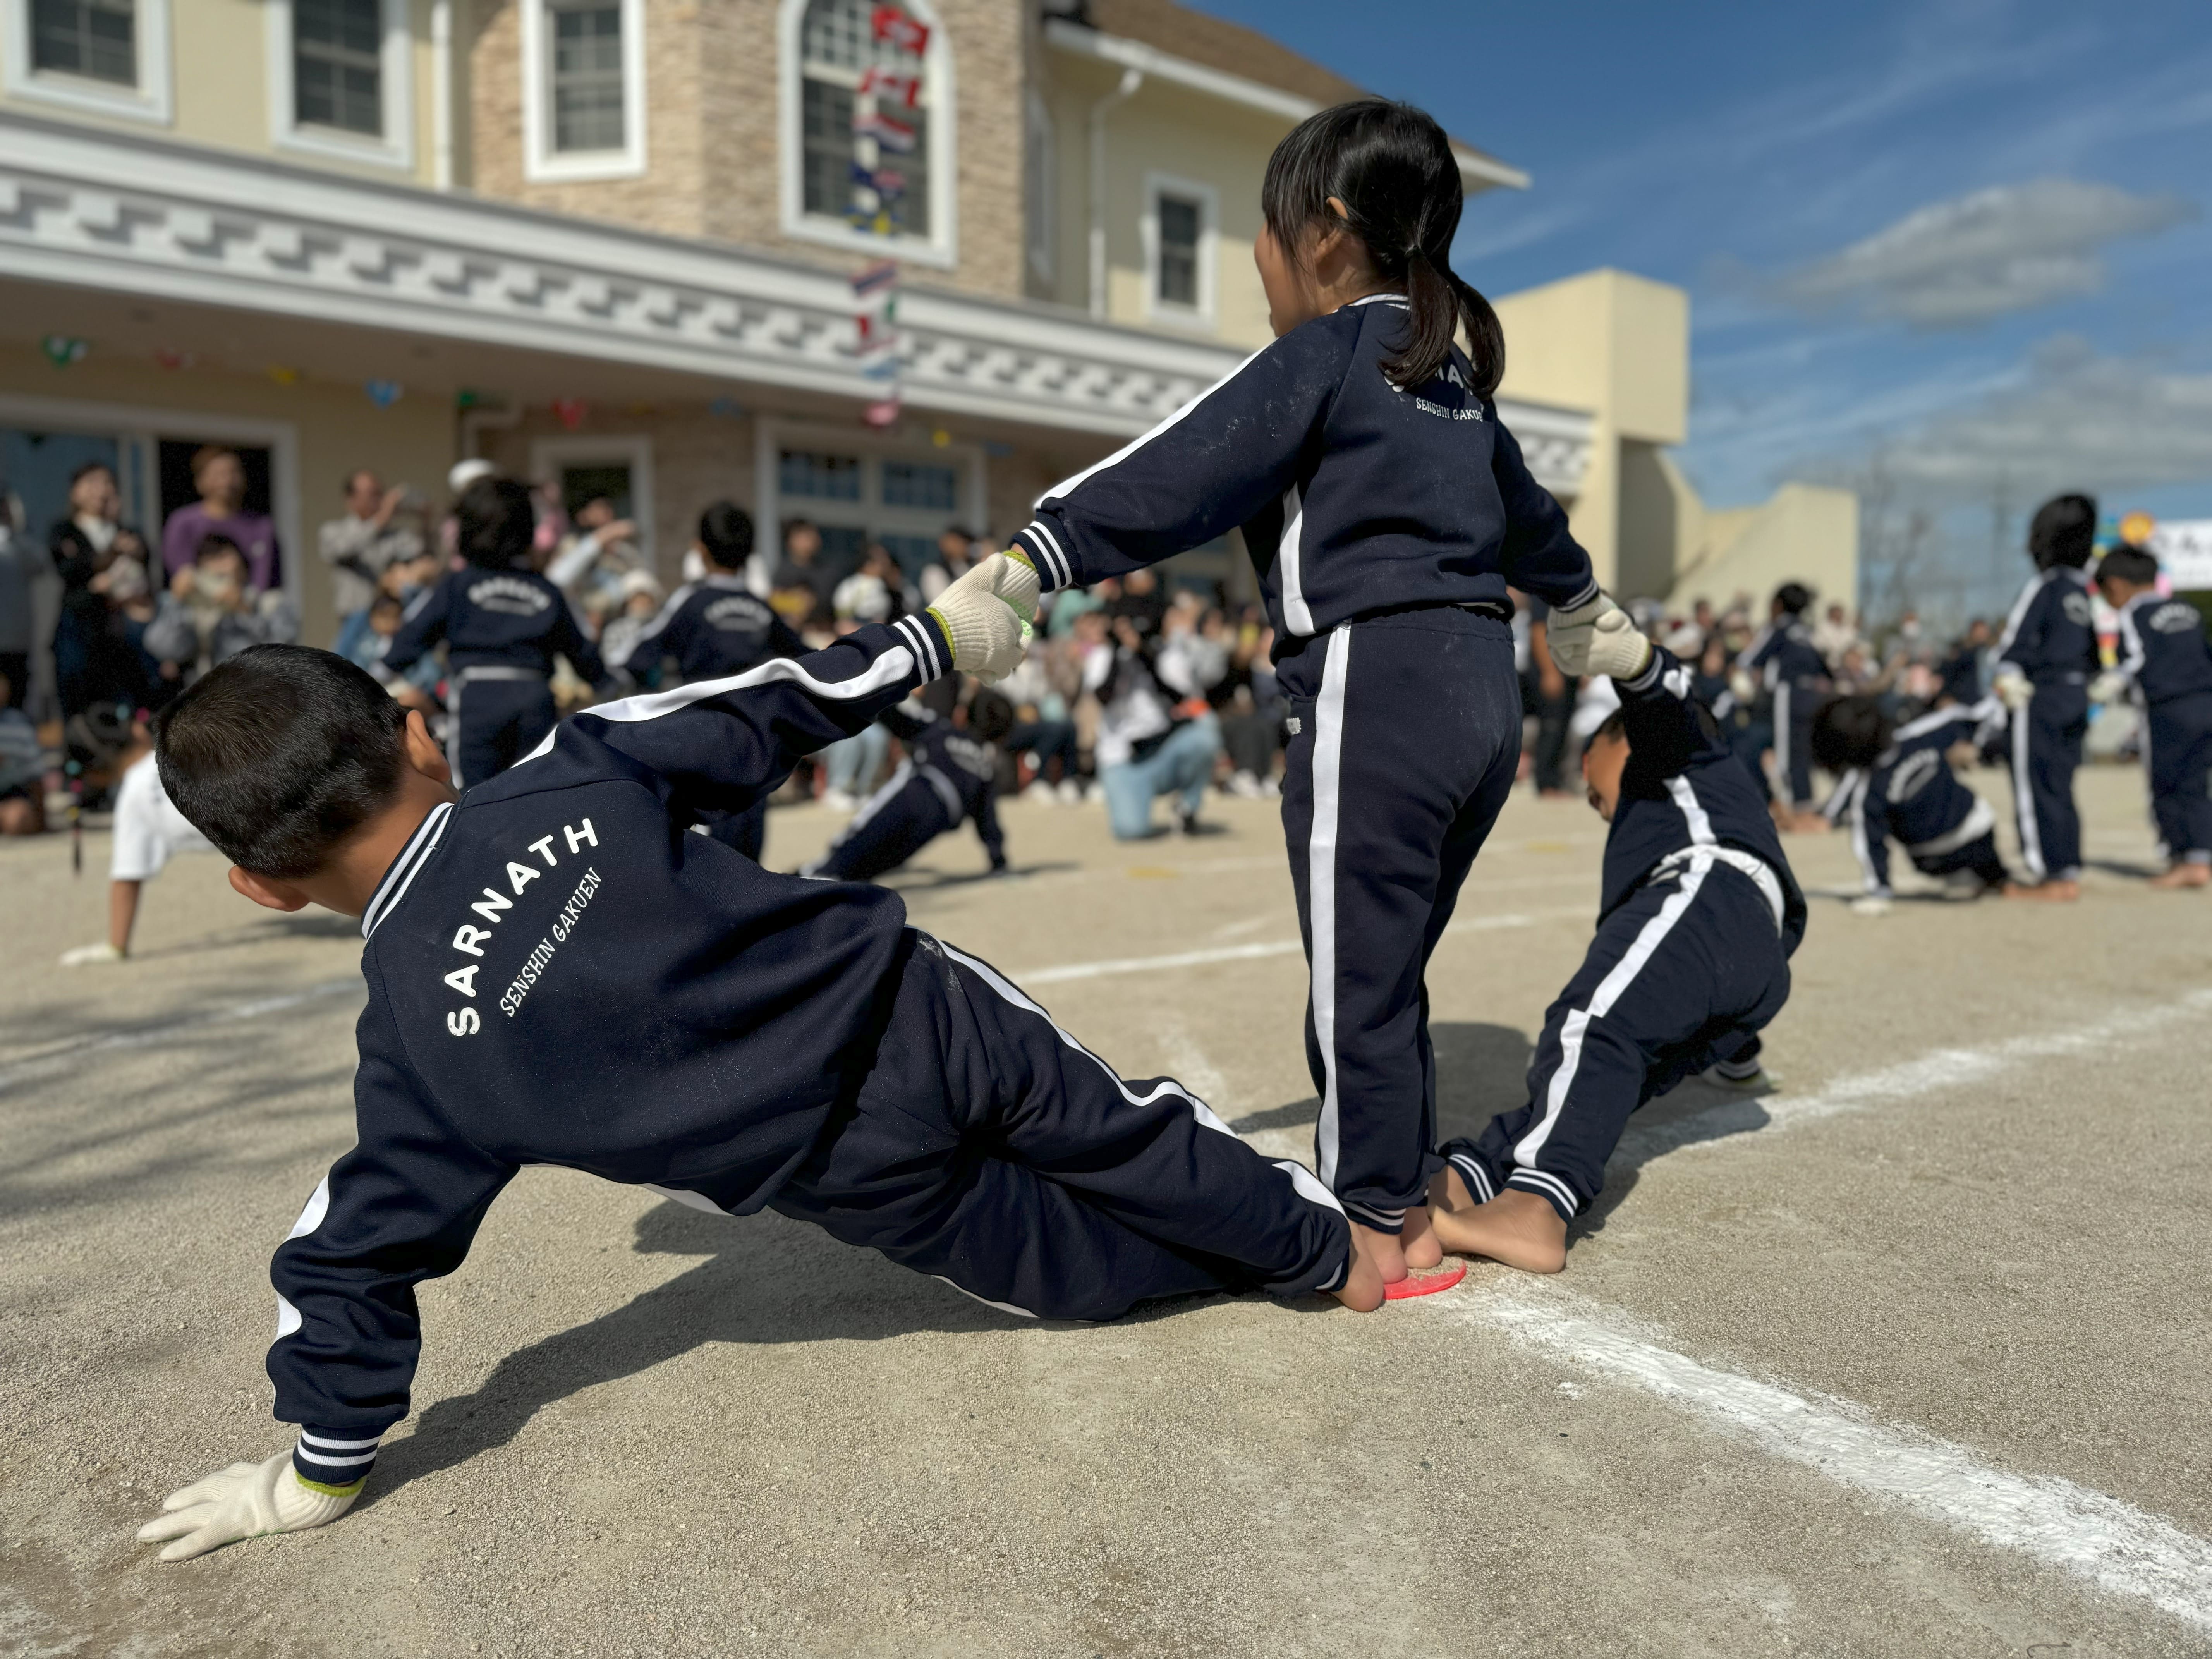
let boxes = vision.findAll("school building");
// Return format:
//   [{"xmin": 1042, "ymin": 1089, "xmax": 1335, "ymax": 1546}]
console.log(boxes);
[{"xmin": 0, "ymin": 0, "xmax": 1853, "ymax": 664}]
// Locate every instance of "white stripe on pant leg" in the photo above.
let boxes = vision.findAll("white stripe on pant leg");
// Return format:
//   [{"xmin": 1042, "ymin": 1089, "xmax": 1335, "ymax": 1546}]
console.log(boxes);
[
  {"xmin": 2011, "ymin": 705, "xmax": 2046, "ymax": 880},
  {"xmin": 1772, "ymin": 681, "xmax": 1792, "ymax": 803},
  {"xmin": 1513, "ymin": 858, "xmax": 1710, "ymax": 1176},
  {"xmin": 445, "ymin": 679, "xmax": 464, "ymax": 789},
  {"xmin": 1449, "ymin": 1152, "xmax": 1496, "ymax": 1203},
  {"xmin": 2139, "ymin": 697, "xmax": 2167, "ymax": 859},
  {"xmin": 1308, "ymin": 627, "xmax": 1352, "ymax": 1191}
]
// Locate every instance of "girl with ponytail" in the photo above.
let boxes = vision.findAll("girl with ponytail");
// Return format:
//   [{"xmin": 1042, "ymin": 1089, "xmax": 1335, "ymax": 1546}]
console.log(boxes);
[{"xmin": 1003, "ymin": 98, "xmax": 1632, "ymax": 1286}]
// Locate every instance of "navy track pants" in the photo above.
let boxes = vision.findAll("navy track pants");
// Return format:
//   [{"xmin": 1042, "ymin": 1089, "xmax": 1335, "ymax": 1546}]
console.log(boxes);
[
  {"xmin": 1771, "ymin": 679, "xmax": 1820, "ymax": 809},
  {"xmin": 1913, "ymin": 830, "xmax": 2008, "ymax": 888},
  {"xmin": 2143, "ymin": 693, "xmax": 2212, "ymax": 861},
  {"xmin": 804, "ymin": 770, "xmax": 951, "ymax": 882},
  {"xmin": 1441, "ymin": 858, "xmax": 1791, "ymax": 1223},
  {"xmin": 450, "ymin": 677, "xmax": 556, "ymax": 790},
  {"xmin": 2006, "ymin": 683, "xmax": 2088, "ymax": 883},
  {"xmin": 1276, "ymin": 608, "xmax": 1522, "ymax": 1232},
  {"xmin": 769, "ymin": 932, "xmax": 1351, "ymax": 1317}
]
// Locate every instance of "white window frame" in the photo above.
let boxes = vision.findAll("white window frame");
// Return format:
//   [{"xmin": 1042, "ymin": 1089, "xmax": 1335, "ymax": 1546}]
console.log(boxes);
[
  {"xmin": 265, "ymin": 0, "xmax": 414, "ymax": 172},
  {"xmin": 776, "ymin": 0, "xmax": 957, "ymax": 271},
  {"xmin": 3, "ymin": 0, "xmax": 173, "ymax": 124},
  {"xmin": 754, "ymin": 416, "xmax": 986, "ymax": 559},
  {"xmin": 520, "ymin": 0, "xmax": 647, "ymax": 184},
  {"xmin": 528, "ymin": 433, "xmax": 657, "ymax": 565},
  {"xmin": 1142, "ymin": 171, "xmax": 1218, "ymax": 332}
]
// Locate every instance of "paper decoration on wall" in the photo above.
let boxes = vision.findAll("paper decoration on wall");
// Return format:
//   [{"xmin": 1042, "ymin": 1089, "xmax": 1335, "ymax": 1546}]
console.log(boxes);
[
  {"xmin": 982, "ymin": 439, "xmax": 1015, "ymax": 459},
  {"xmin": 627, "ymin": 401, "xmax": 655, "ymax": 416},
  {"xmin": 154, "ymin": 347, "xmax": 195, "ymax": 370},
  {"xmin": 365, "ymin": 379, "xmax": 404, "ymax": 409},
  {"xmin": 853, "ymin": 110, "xmax": 916, "ymax": 153},
  {"xmin": 709, "ymin": 396, "xmax": 748, "ymax": 419},
  {"xmin": 848, "ymin": 11, "xmax": 927, "ymax": 238},
  {"xmin": 267, "ymin": 365, "xmax": 300, "ymax": 387},
  {"xmin": 858, "ymin": 67, "xmax": 921, "ymax": 108},
  {"xmin": 40, "ymin": 335, "xmax": 89, "ymax": 368},
  {"xmin": 552, "ymin": 397, "xmax": 588, "ymax": 430},
  {"xmin": 851, "ymin": 261, "xmax": 902, "ymax": 424},
  {"xmin": 455, "ymin": 387, "xmax": 483, "ymax": 409},
  {"xmin": 863, "ymin": 400, "xmax": 901, "ymax": 429},
  {"xmin": 930, "ymin": 428, "xmax": 951, "ymax": 448}
]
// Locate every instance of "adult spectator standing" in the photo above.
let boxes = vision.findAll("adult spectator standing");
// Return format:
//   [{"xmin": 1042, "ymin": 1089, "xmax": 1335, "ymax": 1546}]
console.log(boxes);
[
  {"xmin": 49, "ymin": 460, "xmax": 151, "ymax": 717},
  {"xmin": 1524, "ymin": 593, "xmax": 1576, "ymax": 796},
  {"xmin": 161, "ymin": 447, "xmax": 280, "ymax": 595},
  {"xmin": 318, "ymin": 470, "xmax": 421, "ymax": 631},
  {"xmin": 1811, "ymin": 601, "xmax": 1863, "ymax": 668},
  {"xmin": 771, "ymin": 518, "xmax": 835, "ymax": 635},
  {"xmin": 1937, "ymin": 618, "xmax": 1993, "ymax": 708}
]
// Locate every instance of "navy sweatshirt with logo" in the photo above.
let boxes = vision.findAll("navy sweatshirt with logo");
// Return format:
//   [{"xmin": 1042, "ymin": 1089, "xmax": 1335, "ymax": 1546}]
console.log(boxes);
[
  {"xmin": 876, "ymin": 700, "xmax": 1005, "ymax": 867},
  {"xmin": 1009, "ymin": 295, "xmax": 1598, "ymax": 646},
  {"xmin": 1737, "ymin": 619, "xmax": 1828, "ymax": 698},
  {"xmin": 2112, "ymin": 592, "xmax": 2212, "ymax": 707},
  {"xmin": 382, "ymin": 564, "xmax": 606, "ymax": 684},
  {"xmin": 1604, "ymin": 645, "xmax": 1807, "ymax": 953},
  {"xmin": 606, "ymin": 573, "xmax": 805, "ymax": 683},
  {"xmin": 268, "ymin": 613, "xmax": 951, "ymax": 1492},
  {"xmin": 1995, "ymin": 567, "xmax": 2100, "ymax": 687},
  {"xmin": 1824, "ymin": 702, "xmax": 2000, "ymax": 896}
]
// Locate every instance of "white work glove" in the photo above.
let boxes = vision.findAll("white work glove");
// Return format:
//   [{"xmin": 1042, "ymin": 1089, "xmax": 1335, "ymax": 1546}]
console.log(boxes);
[
  {"xmin": 1729, "ymin": 670, "xmax": 1758, "ymax": 705},
  {"xmin": 136, "ymin": 1451, "xmax": 358, "ymax": 1561},
  {"xmin": 2089, "ymin": 670, "xmax": 2130, "ymax": 706},
  {"xmin": 1587, "ymin": 609, "xmax": 1655, "ymax": 682},
  {"xmin": 1850, "ymin": 894, "xmax": 1892, "ymax": 917},
  {"xmin": 1544, "ymin": 592, "xmax": 1627, "ymax": 677},
  {"xmin": 925, "ymin": 553, "xmax": 1032, "ymax": 685},
  {"xmin": 1993, "ymin": 666, "xmax": 2034, "ymax": 711}
]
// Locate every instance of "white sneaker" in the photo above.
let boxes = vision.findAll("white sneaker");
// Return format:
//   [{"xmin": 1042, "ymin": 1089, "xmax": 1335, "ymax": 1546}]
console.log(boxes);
[
  {"xmin": 60, "ymin": 942, "xmax": 124, "ymax": 967},
  {"xmin": 1056, "ymin": 779, "xmax": 1085, "ymax": 806},
  {"xmin": 1021, "ymin": 779, "xmax": 1056, "ymax": 805},
  {"xmin": 1228, "ymin": 770, "xmax": 1263, "ymax": 799},
  {"xmin": 821, "ymin": 788, "xmax": 857, "ymax": 812},
  {"xmin": 1259, "ymin": 776, "xmax": 1280, "ymax": 799}
]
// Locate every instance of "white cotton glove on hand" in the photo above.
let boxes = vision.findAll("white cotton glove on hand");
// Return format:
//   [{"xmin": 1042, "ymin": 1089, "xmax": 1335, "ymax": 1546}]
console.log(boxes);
[
  {"xmin": 1850, "ymin": 894, "xmax": 1893, "ymax": 916},
  {"xmin": 1545, "ymin": 593, "xmax": 1628, "ymax": 677},
  {"xmin": 1994, "ymin": 666, "xmax": 2035, "ymax": 711},
  {"xmin": 136, "ymin": 1451, "xmax": 358, "ymax": 1561},
  {"xmin": 2089, "ymin": 670, "xmax": 2130, "ymax": 705},
  {"xmin": 926, "ymin": 553, "xmax": 1032, "ymax": 685},
  {"xmin": 1583, "ymin": 608, "xmax": 1655, "ymax": 682}
]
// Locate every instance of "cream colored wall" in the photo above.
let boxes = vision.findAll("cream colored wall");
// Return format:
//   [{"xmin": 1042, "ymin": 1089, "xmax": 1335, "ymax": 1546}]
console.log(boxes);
[{"xmin": 1668, "ymin": 483, "xmax": 1859, "ymax": 615}]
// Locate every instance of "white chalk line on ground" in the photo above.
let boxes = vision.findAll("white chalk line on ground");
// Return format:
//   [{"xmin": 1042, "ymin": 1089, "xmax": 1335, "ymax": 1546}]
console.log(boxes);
[
  {"xmin": 1438, "ymin": 1283, "xmax": 2212, "ymax": 1634},
  {"xmin": 1618, "ymin": 985, "xmax": 2212, "ymax": 1164},
  {"xmin": 0, "ymin": 979, "xmax": 362, "ymax": 1093},
  {"xmin": 1017, "ymin": 905, "xmax": 1591, "ymax": 986}
]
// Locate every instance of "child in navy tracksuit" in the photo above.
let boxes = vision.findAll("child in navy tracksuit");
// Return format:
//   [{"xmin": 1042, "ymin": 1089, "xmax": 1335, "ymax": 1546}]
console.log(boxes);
[
  {"xmin": 1001, "ymin": 100, "xmax": 1614, "ymax": 1280},
  {"xmin": 1992, "ymin": 493, "xmax": 2102, "ymax": 900},
  {"xmin": 133, "ymin": 575, "xmax": 1372, "ymax": 1562},
  {"xmin": 382, "ymin": 478, "xmax": 609, "ymax": 789},
  {"xmin": 2094, "ymin": 544, "xmax": 2212, "ymax": 888},
  {"xmin": 605, "ymin": 501, "xmax": 805, "ymax": 860},
  {"xmin": 1736, "ymin": 582, "xmax": 1829, "ymax": 817},
  {"xmin": 1812, "ymin": 695, "xmax": 2009, "ymax": 908},
  {"xmin": 1430, "ymin": 629, "xmax": 1803, "ymax": 1273},
  {"xmin": 803, "ymin": 690, "xmax": 1010, "ymax": 881}
]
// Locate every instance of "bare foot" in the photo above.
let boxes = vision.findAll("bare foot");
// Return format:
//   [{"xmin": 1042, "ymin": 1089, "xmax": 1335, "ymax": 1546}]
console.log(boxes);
[
  {"xmin": 1427, "ymin": 1186, "xmax": 1568, "ymax": 1275},
  {"xmin": 1401, "ymin": 1204, "xmax": 1442, "ymax": 1271},
  {"xmin": 2149, "ymin": 863, "xmax": 2210, "ymax": 890},
  {"xmin": 1352, "ymin": 1220, "xmax": 1407, "ymax": 1285},
  {"xmin": 1328, "ymin": 1225, "xmax": 1387, "ymax": 1312},
  {"xmin": 2004, "ymin": 878, "xmax": 2081, "ymax": 902}
]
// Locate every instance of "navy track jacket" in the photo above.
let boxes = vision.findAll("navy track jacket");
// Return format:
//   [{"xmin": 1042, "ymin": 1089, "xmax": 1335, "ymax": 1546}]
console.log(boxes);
[
  {"xmin": 2112, "ymin": 592, "xmax": 2212, "ymax": 706},
  {"xmin": 1010, "ymin": 295, "xmax": 1598, "ymax": 643},
  {"xmin": 1825, "ymin": 702, "xmax": 1999, "ymax": 897},
  {"xmin": 1995, "ymin": 567, "xmax": 2100, "ymax": 686},
  {"xmin": 269, "ymin": 613, "xmax": 952, "ymax": 1467},
  {"xmin": 383, "ymin": 564, "xmax": 606, "ymax": 684},
  {"xmin": 1606, "ymin": 645, "xmax": 1807, "ymax": 953},
  {"xmin": 877, "ymin": 701, "xmax": 1005, "ymax": 866},
  {"xmin": 606, "ymin": 573, "xmax": 805, "ymax": 682},
  {"xmin": 1737, "ymin": 619, "xmax": 1827, "ymax": 692}
]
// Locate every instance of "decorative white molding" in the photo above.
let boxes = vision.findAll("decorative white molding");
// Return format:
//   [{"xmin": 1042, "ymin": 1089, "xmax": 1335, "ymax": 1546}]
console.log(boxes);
[
  {"xmin": 2, "ymin": 0, "xmax": 173, "ymax": 126},
  {"xmin": 521, "ymin": 0, "xmax": 647, "ymax": 183},
  {"xmin": 265, "ymin": 0, "xmax": 416, "ymax": 174},
  {"xmin": 1501, "ymin": 400, "xmax": 1594, "ymax": 500}
]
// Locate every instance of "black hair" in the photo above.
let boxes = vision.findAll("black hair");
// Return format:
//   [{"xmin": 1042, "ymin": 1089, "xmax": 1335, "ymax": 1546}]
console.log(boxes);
[
  {"xmin": 1261, "ymin": 98, "xmax": 1505, "ymax": 396},
  {"xmin": 69, "ymin": 459, "xmax": 115, "ymax": 487},
  {"xmin": 369, "ymin": 591, "xmax": 404, "ymax": 614},
  {"xmin": 2029, "ymin": 493, "xmax": 2097, "ymax": 570},
  {"xmin": 1592, "ymin": 709, "xmax": 1628, "ymax": 748},
  {"xmin": 1773, "ymin": 582, "xmax": 1814, "ymax": 617},
  {"xmin": 1810, "ymin": 694, "xmax": 1892, "ymax": 773},
  {"xmin": 153, "ymin": 644, "xmax": 412, "ymax": 879},
  {"xmin": 194, "ymin": 532, "xmax": 245, "ymax": 565},
  {"xmin": 2095, "ymin": 543, "xmax": 2159, "ymax": 589},
  {"xmin": 697, "ymin": 499, "xmax": 754, "ymax": 570},
  {"xmin": 457, "ymin": 476, "xmax": 535, "ymax": 569},
  {"xmin": 965, "ymin": 686, "xmax": 1015, "ymax": 745}
]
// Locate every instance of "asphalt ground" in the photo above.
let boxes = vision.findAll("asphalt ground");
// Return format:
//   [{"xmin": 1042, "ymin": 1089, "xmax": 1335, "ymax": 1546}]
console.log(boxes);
[{"xmin": 3, "ymin": 761, "xmax": 2209, "ymax": 1658}]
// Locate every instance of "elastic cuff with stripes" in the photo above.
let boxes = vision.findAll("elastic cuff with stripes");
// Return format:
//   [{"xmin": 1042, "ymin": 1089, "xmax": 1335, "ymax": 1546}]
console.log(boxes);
[
  {"xmin": 1621, "ymin": 653, "xmax": 1666, "ymax": 694},
  {"xmin": 894, "ymin": 612, "xmax": 950, "ymax": 682},
  {"xmin": 1012, "ymin": 521, "xmax": 1072, "ymax": 592},
  {"xmin": 1555, "ymin": 579, "xmax": 1602, "ymax": 615},
  {"xmin": 1342, "ymin": 1200, "xmax": 1408, "ymax": 1233},
  {"xmin": 292, "ymin": 1427, "xmax": 380, "ymax": 1491},
  {"xmin": 1448, "ymin": 1152, "xmax": 1497, "ymax": 1204},
  {"xmin": 1505, "ymin": 1168, "xmax": 1580, "ymax": 1223}
]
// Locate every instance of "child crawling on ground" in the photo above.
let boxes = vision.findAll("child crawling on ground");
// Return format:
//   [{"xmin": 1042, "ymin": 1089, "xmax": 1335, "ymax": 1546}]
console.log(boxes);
[
  {"xmin": 1812, "ymin": 694, "xmax": 2009, "ymax": 911},
  {"xmin": 802, "ymin": 687, "xmax": 1012, "ymax": 882},
  {"xmin": 1428, "ymin": 610, "xmax": 1806, "ymax": 1272},
  {"xmin": 134, "ymin": 554, "xmax": 1378, "ymax": 1563}
]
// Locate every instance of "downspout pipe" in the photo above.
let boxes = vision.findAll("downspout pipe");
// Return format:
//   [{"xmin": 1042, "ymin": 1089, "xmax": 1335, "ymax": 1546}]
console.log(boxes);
[
  {"xmin": 1087, "ymin": 65, "xmax": 1142, "ymax": 319},
  {"xmin": 430, "ymin": 0, "xmax": 454, "ymax": 189}
]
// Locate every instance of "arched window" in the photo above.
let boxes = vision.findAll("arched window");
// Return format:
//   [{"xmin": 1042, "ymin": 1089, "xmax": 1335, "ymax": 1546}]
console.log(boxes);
[{"xmin": 779, "ymin": 0, "xmax": 955, "ymax": 266}]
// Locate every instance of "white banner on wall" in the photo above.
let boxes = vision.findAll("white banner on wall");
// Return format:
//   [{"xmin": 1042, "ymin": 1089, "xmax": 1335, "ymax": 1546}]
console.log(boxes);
[{"xmin": 2148, "ymin": 520, "xmax": 2212, "ymax": 589}]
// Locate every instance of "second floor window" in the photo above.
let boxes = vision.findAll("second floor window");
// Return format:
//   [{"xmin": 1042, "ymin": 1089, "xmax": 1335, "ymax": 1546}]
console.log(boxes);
[
  {"xmin": 797, "ymin": 0, "xmax": 934, "ymax": 240},
  {"xmin": 550, "ymin": 0, "xmax": 624, "ymax": 153},
  {"xmin": 30, "ymin": 0, "xmax": 135, "ymax": 83},
  {"xmin": 292, "ymin": 0, "xmax": 381, "ymax": 135},
  {"xmin": 1156, "ymin": 194, "xmax": 1200, "ymax": 308}
]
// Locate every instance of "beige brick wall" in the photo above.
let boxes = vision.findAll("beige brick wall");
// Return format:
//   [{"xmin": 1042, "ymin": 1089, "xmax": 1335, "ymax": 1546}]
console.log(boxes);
[{"xmin": 468, "ymin": 0, "xmax": 1029, "ymax": 295}]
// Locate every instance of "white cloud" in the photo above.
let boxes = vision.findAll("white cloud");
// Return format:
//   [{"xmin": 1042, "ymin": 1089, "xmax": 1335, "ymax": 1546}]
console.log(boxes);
[{"xmin": 1770, "ymin": 179, "xmax": 2195, "ymax": 328}]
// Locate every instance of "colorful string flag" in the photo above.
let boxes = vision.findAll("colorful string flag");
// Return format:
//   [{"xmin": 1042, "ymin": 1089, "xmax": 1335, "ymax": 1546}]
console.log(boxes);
[
  {"xmin": 364, "ymin": 379, "xmax": 404, "ymax": 409},
  {"xmin": 455, "ymin": 387, "xmax": 483, "ymax": 409},
  {"xmin": 552, "ymin": 396, "xmax": 588, "ymax": 430},
  {"xmin": 870, "ymin": 5, "xmax": 928, "ymax": 56},
  {"xmin": 266, "ymin": 364, "xmax": 301, "ymax": 387},
  {"xmin": 853, "ymin": 109, "xmax": 916, "ymax": 153},
  {"xmin": 848, "ymin": 8, "xmax": 927, "ymax": 239},
  {"xmin": 863, "ymin": 399, "xmax": 902, "ymax": 429},
  {"xmin": 40, "ymin": 334, "xmax": 89, "ymax": 368},
  {"xmin": 852, "ymin": 259, "xmax": 902, "ymax": 424},
  {"xmin": 858, "ymin": 66, "xmax": 921, "ymax": 108},
  {"xmin": 709, "ymin": 395, "xmax": 747, "ymax": 420},
  {"xmin": 154, "ymin": 346, "xmax": 194, "ymax": 370}
]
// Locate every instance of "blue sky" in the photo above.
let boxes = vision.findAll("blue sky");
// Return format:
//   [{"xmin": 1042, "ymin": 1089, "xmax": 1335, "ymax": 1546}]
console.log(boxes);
[{"xmin": 1190, "ymin": 0, "xmax": 2212, "ymax": 615}]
